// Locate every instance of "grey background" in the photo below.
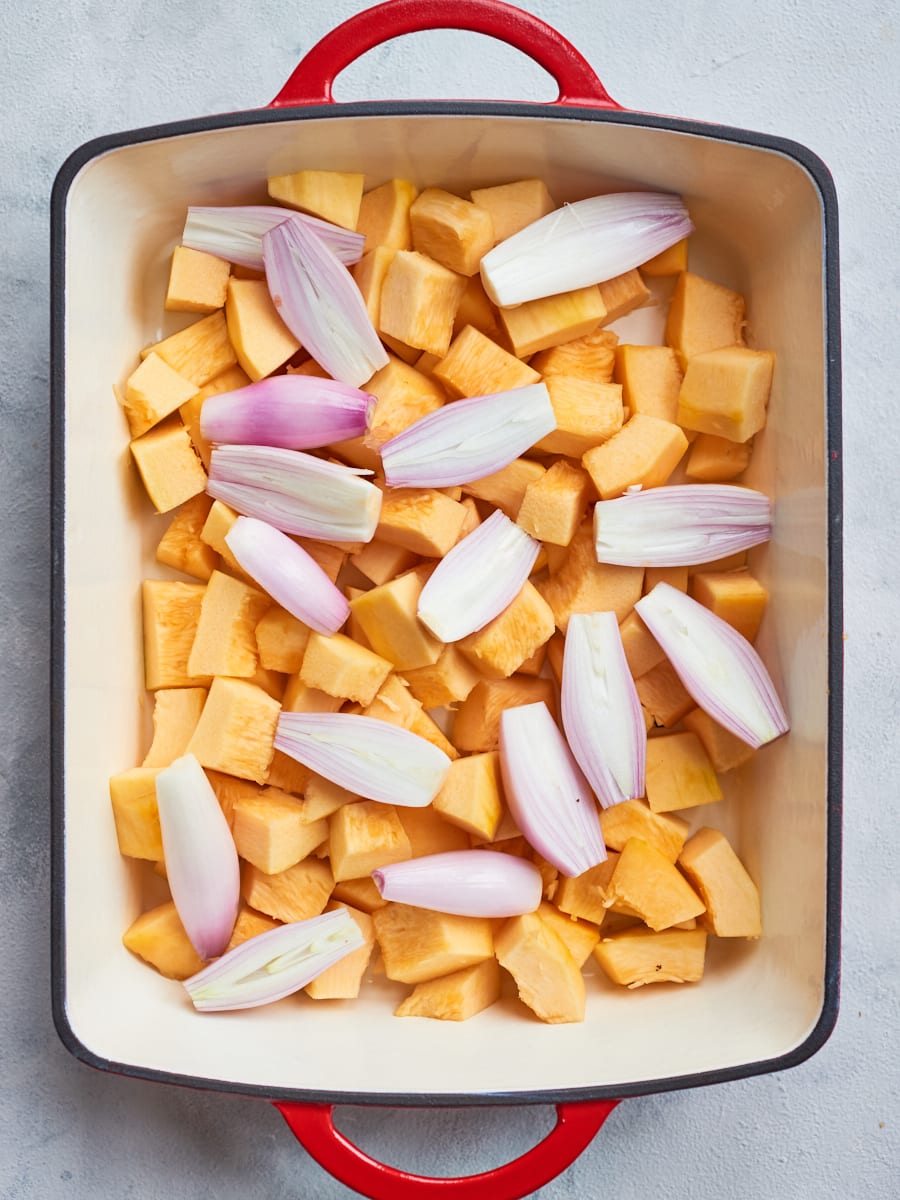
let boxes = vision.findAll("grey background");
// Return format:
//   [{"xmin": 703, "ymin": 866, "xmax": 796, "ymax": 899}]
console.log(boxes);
[{"xmin": 2, "ymin": 0, "xmax": 897, "ymax": 1196}]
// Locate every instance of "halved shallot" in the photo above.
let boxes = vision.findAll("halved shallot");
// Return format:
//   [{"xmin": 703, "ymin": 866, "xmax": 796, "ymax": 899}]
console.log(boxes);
[
  {"xmin": 263, "ymin": 218, "xmax": 388, "ymax": 387},
  {"xmin": 372, "ymin": 851, "xmax": 543, "ymax": 918},
  {"xmin": 562, "ymin": 612, "xmax": 645, "ymax": 808},
  {"xmin": 200, "ymin": 375, "xmax": 373, "ymax": 450},
  {"xmin": 207, "ymin": 444, "xmax": 382, "ymax": 542},
  {"xmin": 225, "ymin": 516, "xmax": 349, "ymax": 635},
  {"xmin": 480, "ymin": 191, "xmax": 694, "ymax": 307},
  {"xmin": 182, "ymin": 206, "xmax": 364, "ymax": 271},
  {"xmin": 379, "ymin": 383, "xmax": 556, "ymax": 488},
  {"xmin": 593, "ymin": 484, "xmax": 772, "ymax": 567},
  {"xmin": 155, "ymin": 754, "xmax": 240, "ymax": 962},
  {"xmin": 635, "ymin": 583, "xmax": 789, "ymax": 748},
  {"xmin": 499, "ymin": 702, "xmax": 607, "ymax": 878},
  {"xmin": 416, "ymin": 510, "xmax": 540, "ymax": 642},
  {"xmin": 183, "ymin": 908, "xmax": 364, "ymax": 1012},
  {"xmin": 275, "ymin": 713, "xmax": 452, "ymax": 808}
]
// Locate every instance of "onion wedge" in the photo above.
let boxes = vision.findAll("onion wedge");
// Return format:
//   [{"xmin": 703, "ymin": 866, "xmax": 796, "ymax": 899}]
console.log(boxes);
[{"xmin": 372, "ymin": 851, "xmax": 543, "ymax": 918}]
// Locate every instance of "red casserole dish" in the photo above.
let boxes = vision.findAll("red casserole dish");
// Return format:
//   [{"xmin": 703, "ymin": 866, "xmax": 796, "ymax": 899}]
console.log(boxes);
[{"xmin": 50, "ymin": 2, "xmax": 842, "ymax": 1196}]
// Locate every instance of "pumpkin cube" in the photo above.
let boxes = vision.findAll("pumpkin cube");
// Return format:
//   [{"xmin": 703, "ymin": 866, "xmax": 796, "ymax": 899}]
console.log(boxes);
[
  {"xmin": 452, "ymin": 276, "xmax": 502, "ymax": 340},
  {"xmin": 678, "ymin": 828, "xmax": 762, "ymax": 938},
  {"xmin": 433, "ymin": 751, "xmax": 504, "ymax": 841},
  {"xmin": 400, "ymin": 643, "xmax": 482, "ymax": 708},
  {"xmin": 495, "ymin": 912, "xmax": 585, "ymax": 1023},
  {"xmin": 555, "ymin": 856, "xmax": 618, "ymax": 926},
  {"xmin": 534, "ymin": 378, "xmax": 624, "ymax": 457},
  {"xmin": 537, "ymin": 901, "xmax": 601, "ymax": 967},
  {"xmin": 187, "ymin": 570, "xmax": 270, "ymax": 678},
  {"xmin": 600, "ymin": 799, "xmax": 690, "ymax": 862},
  {"xmin": 376, "ymin": 489, "xmax": 468, "ymax": 557},
  {"xmin": 604, "ymin": 837, "xmax": 705, "ymax": 931},
  {"xmin": 122, "ymin": 352, "xmax": 198, "ymax": 438},
  {"xmin": 397, "ymin": 805, "xmax": 470, "ymax": 858},
  {"xmin": 267, "ymin": 169, "xmax": 364, "ymax": 230},
  {"xmin": 353, "ymin": 246, "xmax": 396, "ymax": 327},
  {"xmin": 186, "ymin": 677, "xmax": 280, "ymax": 783},
  {"xmin": 122, "ymin": 901, "xmax": 207, "ymax": 979},
  {"xmin": 395, "ymin": 957, "xmax": 500, "ymax": 1021},
  {"xmin": 281, "ymin": 677, "xmax": 343, "ymax": 714},
  {"xmin": 255, "ymin": 607, "xmax": 311, "ymax": 674},
  {"xmin": 639, "ymin": 238, "xmax": 689, "ymax": 276},
  {"xmin": 299, "ymin": 631, "xmax": 392, "ymax": 705},
  {"xmin": 331, "ymin": 875, "xmax": 388, "ymax": 913},
  {"xmin": 142, "ymin": 580, "xmax": 208, "ymax": 690},
  {"xmin": 434, "ymin": 325, "xmax": 539, "ymax": 398},
  {"xmin": 305, "ymin": 902, "xmax": 376, "ymax": 999},
  {"xmin": 596, "ymin": 269, "xmax": 650, "ymax": 325},
  {"xmin": 470, "ymin": 178, "xmax": 556, "ymax": 244},
  {"xmin": 665, "ymin": 271, "xmax": 745, "ymax": 366},
  {"xmin": 350, "ymin": 539, "xmax": 418, "ymax": 587},
  {"xmin": 374, "ymin": 903, "xmax": 494, "ymax": 984},
  {"xmin": 594, "ymin": 926, "xmax": 707, "ymax": 987},
  {"xmin": 300, "ymin": 774, "xmax": 358, "ymax": 823},
  {"xmin": 452, "ymin": 675, "xmax": 556, "ymax": 753},
  {"xmin": 362, "ymin": 355, "xmax": 447, "ymax": 449},
  {"xmin": 613, "ymin": 344, "xmax": 683, "ymax": 423},
  {"xmin": 109, "ymin": 767, "xmax": 164, "ymax": 860},
  {"xmin": 349, "ymin": 569, "xmax": 443, "ymax": 670},
  {"xmin": 232, "ymin": 787, "xmax": 327, "ymax": 874},
  {"xmin": 141, "ymin": 687, "xmax": 207, "ymax": 768},
  {"xmin": 410, "ymin": 188, "xmax": 494, "ymax": 276},
  {"xmin": 618, "ymin": 610, "xmax": 666, "ymax": 678},
  {"xmin": 363, "ymin": 676, "xmax": 458, "ymax": 759},
  {"xmin": 646, "ymin": 732, "xmax": 723, "ymax": 813},
  {"xmin": 634, "ymin": 659, "xmax": 695, "ymax": 727},
  {"xmin": 130, "ymin": 416, "xmax": 207, "ymax": 514},
  {"xmin": 357, "ymin": 178, "xmax": 417, "ymax": 251},
  {"xmin": 265, "ymin": 748, "xmax": 311, "ymax": 795},
  {"xmin": 462, "ymin": 457, "xmax": 545, "ymax": 519},
  {"xmin": 198, "ymin": 499, "xmax": 245, "ymax": 579},
  {"xmin": 140, "ymin": 310, "xmax": 237, "ymax": 386},
  {"xmin": 516, "ymin": 459, "xmax": 591, "ymax": 546},
  {"xmin": 690, "ymin": 569, "xmax": 768, "ymax": 642},
  {"xmin": 225, "ymin": 278, "xmax": 302, "ymax": 381},
  {"xmin": 498, "ymin": 285, "xmax": 606, "ymax": 357},
  {"xmin": 537, "ymin": 519, "xmax": 643, "ymax": 633},
  {"xmin": 458, "ymin": 581, "xmax": 555, "ymax": 679},
  {"xmin": 582, "ymin": 412, "xmax": 688, "ymax": 500},
  {"xmin": 530, "ymin": 328, "xmax": 618, "ymax": 383},
  {"xmin": 240, "ymin": 856, "xmax": 333, "ymax": 923},
  {"xmin": 677, "ymin": 346, "xmax": 775, "ymax": 444},
  {"xmin": 380, "ymin": 251, "xmax": 467, "ymax": 356},
  {"xmin": 165, "ymin": 246, "xmax": 230, "ymax": 313},
  {"xmin": 685, "ymin": 432, "xmax": 753, "ymax": 481},
  {"xmin": 329, "ymin": 800, "xmax": 413, "ymax": 882},
  {"xmin": 205, "ymin": 771, "xmax": 262, "ymax": 829},
  {"xmin": 156, "ymin": 494, "xmax": 217, "ymax": 581},
  {"xmin": 644, "ymin": 565, "xmax": 689, "ymax": 594},
  {"xmin": 178, "ymin": 364, "xmax": 251, "ymax": 469},
  {"xmin": 224, "ymin": 905, "xmax": 282, "ymax": 952}
]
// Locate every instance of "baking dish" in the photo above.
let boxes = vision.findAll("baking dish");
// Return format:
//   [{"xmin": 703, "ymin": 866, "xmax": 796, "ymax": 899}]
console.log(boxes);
[{"xmin": 50, "ymin": 1, "xmax": 843, "ymax": 1195}]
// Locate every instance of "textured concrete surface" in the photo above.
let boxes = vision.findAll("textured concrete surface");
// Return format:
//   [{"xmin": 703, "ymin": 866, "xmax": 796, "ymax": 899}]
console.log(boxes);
[{"xmin": 1, "ymin": 0, "xmax": 897, "ymax": 1196}]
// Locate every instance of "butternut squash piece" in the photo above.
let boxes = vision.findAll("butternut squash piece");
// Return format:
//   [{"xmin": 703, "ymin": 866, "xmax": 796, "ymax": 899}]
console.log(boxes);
[
  {"xmin": 433, "ymin": 751, "xmax": 504, "ymax": 841},
  {"xmin": 165, "ymin": 246, "xmax": 230, "ymax": 313},
  {"xmin": 462, "ymin": 457, "xmax": 545, "ymax": 519},
  {"xmin": 645, "ymin": 732, "xmax": 723, "ymax": 813},
  {"xmin": 225, "ymin": 278, "xmax": 301, "ymax": 381},
  {"xmin": 395, "ymin": 957, "xmax": 501, "ymax": 1020},
  {"xmin": 458, "ymin": 581, "xmax": 555, "ymax": 679},
  {"xmin": 156, "ymin": 493, "xmax": 217, "ymax": 581},
  {"xmin": 410, "ymin": 188, "xmax": 494, "ymax": 276},
  {"xmin": 123, "ymin": 901, "xmax": 207, "ymax": 980},
  {"xmin": 596, "ymin": 269, "xmax": 650, "ymax": 325},
  {"xmin": 495, "ymin": 912, "xmax": 585, "ymax": 1024},
  {"xmin": 690, "ymin": 569, "xmax": 769, "ymax": 642},
  {"xmin": 679, "ymin": 828, "xmax": 762, "ymax": 938},
  {"xmin": 516, "ymin": 459, "xmax": 591, "ymax": 546},
  {"xmin": 109, "ymin": 767, "xmax": 164, "ymax": 860},
  {"xmin": 130, "ymin": 416, "xmax": 207, "ymax": 514},
  {"xmin": 122, "ymin": 352, "xmax": 198, "ymax": 437},
  {"xmin": 677, "ymin": 345, "xmax": 775, "ymax": 443},
  {"xmin": 141, "ymin": 687, "xmax": 207, "ymax": 768},
  {"xmin": 240, "ymin": 856, "xmax": 333, "ymax": 923},
  {"xmin": 397, "ymin": 805, "xmax": 470, "ymax": 858},
  {"xmin": 376, "ymin": 488, "xmax": 468, "ymax": 557},
  {"xmin": 537, "ymin": 901, "xmax": 601, "ymax": 967},
  {"xmin": 232, "ymin": 787, "xmax": 327, "ymax": 874},
  {"xmin": 374, "ymin": 903, "xmax": 494, "ymax": 984},
  {"xmin": 685, "ymin": 432, "xmax": 753, "ymax": 481},
  {"xmin": 401, "ymin": 643, "xmax": 482, "ymax": 708},
  {"xmin": 142, "ymin": 579, "xmax": 209, "ymax": 690},
  {"xmin": 613, "ymin": 344, "xmax": 683, "ymax": 423},
  {"xmin": 470, "ymin": 178, "xmax": 555, "ymax": 244},
  {"xmin": 267, "ymin": 169, "xmax": 365, "ymax": 230},
  {"xmin": 537, "ymin": 519, "xmax": 643, "ymax": 633},
  {"xmin": 529, "ymin": 328, "xmax": 618, "ymax": 383},
  {"xmin": 186, "ymin": 677, "xmax": 280, "ymax": 783},
  {"xmin": 357, "ymin": 178, "xmax": 417, "ymax": 251},
  {"xmin": 534, "ymin": 378, "xmax": 624, "ymax": 458},
  {"xmin": 665, "ymin": 271, "xmax": 744, "ymax": 367},
  {"xmin": 498, "ymin": 285, "xmax": 606, "ymax": 357},
  {"xmin": 305, "ymin": 902, "xmax": 376, "ymax": 999},
  {"xmin": 224, "ymin": 905, "xmax": 281, "ymax": 951},
  {"xmin": 187, "ymin": 570, "xmax": 270, "ymax": 679},
  {"xmin": 140, "ymin": 310, "xmax": 237, "ymax": 386},
  {"xmin": 434, "ymin": 325, "xmax": 539, "ymax": 398},
  {"xmin": 603, "ymin": 838, "xmax": 705, "ymax": 931},
  {"xmin": 600, "ymin": 800, "xmax": 690, "ymax": 862},
  {"xmin": 329, "ymin": 800, "xmax": 413, "ymax": 882},
  {"xmin": 582, "ymin": 412, "xmax": 688, "ymax": 500},
  {"xmin": 452, "ymin": 675, "xmax": 556, "ymax": 753},
  {"xmin": 639, "ymin": 238, "xmax": 688, "ymax": 276},
  {"xmin": 349, "ymin": 569, "xmax": 443, "ymax": 670},
  {"xmin": 594, "ymin": 926, "xmax": 706, "ymax": 987},
  {"xmin": 380, "ymin": 251, "xmax": 467, "ymax": 356}
]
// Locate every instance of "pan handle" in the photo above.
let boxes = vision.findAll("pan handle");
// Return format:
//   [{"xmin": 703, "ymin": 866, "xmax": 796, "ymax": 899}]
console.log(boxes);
[
  {"xmin": 274, "ymin": 1099, "xmax": 619, "ymax": 1198},
  {"xmin": 269, "ymin": 0, "xmax": 620, "ymax": 110}
]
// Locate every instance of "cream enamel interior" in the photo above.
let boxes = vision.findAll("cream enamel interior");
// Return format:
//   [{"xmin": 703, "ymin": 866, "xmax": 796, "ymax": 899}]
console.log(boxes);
[{"xmin": 61, "ymin": 111, "xmax": 831, "ymax": 1098}]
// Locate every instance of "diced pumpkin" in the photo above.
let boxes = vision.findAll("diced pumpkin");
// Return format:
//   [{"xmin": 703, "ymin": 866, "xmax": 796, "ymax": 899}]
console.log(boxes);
[
  {"xmin": 600, "ymin": 799, "xmax": 690, "ymax": 862},
  {"xmin": 462, "ymin": 457, "xmax": 545, "ymax": 519},
  {"xmin": 267, "ymin": 169, "xmax": 365, "ymax": 230},
  {"xmin": 596, "ymin": 269, "xmax": 650, "ymax": 325},
  {"xmin": 397, "ymin": 805, "xmax": 470, "ymax": 858},
  {"xmin": 643, "ymin": 565, "xmax": 689, "ymax": 594},
  {"xmin": 329, "ymin": 800, "xmax": 413, "ymax": 882},
  {"xmin": 331, "ymin": 875, "xmax": 388, "ymax": 913},
  {"xmin": 142, "ymin": 579, "xmax": 209, "ymax": 690},
  {"xmin": 603, "ymin": 837, "xmax": 706, "ymax": 931},
  {"xmin": 224, "ymin": 904, "xmax": 282, "ymax": 951},
  {"xmin": 122, "ymin": 352, "xmax": 198, "ymax": 438},
  {"xmin": 205, "ymin": 770, "xmax": 263, "ymax": 829},
  {"xmin": 617, "ymin": 610, "xmax": 666, "ymax": 679},
  {"xmin": 433, "ymin": 751, "xmax": 504, "ymax": 841},
  {"xmin": 130, "ymin": 416, "xmax": 207, "ymax": 514},
  {"xmin": 299, "ymin": 631, "xmax": 392, "ymax": 706},
  {"xmin": 495, "ymin": 912, "xmax": 585, "ymax": 1024},
  {"xmin": 361, "ymin": 356, "xmax": 447, "ymax": 450},
  {"xmin": 498, "ymin": 285, "xmax": 606, "ymax": 357},
  {"xmin": 379, "ymin": 251, "xmax": 467, "ymax": 357},
  {"xmin": 241, "ymin": 856, "xmax": 333, "ymax": 924},
  {"xmin": 534, "ymin": 378, "xmax": 624, "ymax": 458},
  {"xmin": 634, "ymin": 658, "xmax": 695, "ymax": 728},
  {"xmin": 433, "ymin": 325, "xmax": 539, "ymax": 398},
  {"xmin": 470, "ymin": 178, "xmax": 555, "ymax": 244},
  {"xmin": 458, "ymin": 581, "xmax": 555, "ymax": 679},
  {"xmin": 582, "ymin": 412, "xmax": 688, "ymax": 500},
  {"xmin": 536, "ymin": 901, "xmax": 601, "ymax": 967},
  {"xmin": 537, "ymin": 519, "xmax": 643, "ymax": 633},
  {"xmin": 255, "ymin": 606, "xmax": 312, "ymax": 674},
  {"xmin": 265, "ymin": 748, "xmax": 311, "ymax": 795},
  {"xmin": 186, "ymin": 677, "xmax": 280, "ymax": 783},
  {"xmin": 109, "ymin": 767, "xmax": 164, "ymax": 860},
  {"xmin": 516, "ymin": 459, "xmax": 592, "ymax": 546},
  {"xmin": 376, "ymin": 488, "xmax": 468, "ymax": 557},
  {"xmin": 373, "ymin": 903, "xmax": 494, "ymax": 984},
  {"xmin": 225, "ymin": 278, "xmax": 302, "ymax": 382},
  {"xmin": 452, "ymin": 275, "xmax": 502, "ymax": 340},
  {"xmin": 594, "ymin": 926, "xmax": 707, "ymax": 987},
  {"xmin": 400, "ymin": 643, "xmax": 483, "ymax": 708},
  {"xmin": 357, "ymin": 178, "xmax": 418, "ymax": 251},
  {"xmin": 165, "ymin": 246, "xmax": 230, "ymax": 313},
  {"xmin": 395, "ymin": 958, "xmax": 500, "ymax": 1020},
  {"xmin": 555, "ymin": 855, "xmax": 617, "ymax": 926},
  {"xmin": 639, "ymin": 238, "xmax": 688, "ymax": 276},
  {"xmin": 187, "ymin": 570, "xmax": 270, "ymax": 679},
  {"xmin": 410, "ymin": 188, "xmax": 494, "ymax": 276},
  {"xmin": 349, "ymin": 569, "xmax": 443, "ymax": 670},
  {"xmin": 645, "ymin": 732, "xmax": 723, "ymax": 813},
  {"xmin": 679, "ymin": 827, "xmax": 762, "ymax": 938},
  {"xmin": 156, "ymin": 493, "xmax": 217, "ymax": 581},
  {"xmin": 613, "ymin": 344, "xmax": 683, "ymax": 423},
  {"xmin": 141, "ymin": 687, "xmax": 207, "ymax": 768},
  {"xmin": 281, "ymin": 676, "xmax": 343, "ymax": 715},
  {"xmin": 685, "ymin": 432, "xmax": 753, "ymax": 481},
  {"xmin": 680, "ymin": 710, "xmax": 755, "ymax": 775},
  {"xmin": 452, "ymin": 675, "xmax": 556, "ymax": 753},
  {"xmin": 140, "ymin": 310, "xmax": 237, "ymax": 386},
  {"xmin": 677, "ymin": 346, "xmax": 775, "ymax": 444},
  {"xmin": 305, "ymin": 902, "xmax": 376, "ymax": 999},
  {"xmin": 231, "ymin": 787, "xmax": 328, "ymax": 874},
  {"xmin": 350, "ymin": 539, "xmax": 419, "ymax": 587},
  {"xmin": 690, "ymin": 569, "xmax": 768, "ymax": 643},
  {"xmin": 122, "ymin": 901, "xmax": 207, "ymax": 980},
  {"xmin": 362, "ymin": 676, "xmax": 458, "ymax": 759},
  {"xmin": 664, "ymin": 271, "xmax": 745, "ymax": 366},
  {"xmin": 529, "ymin": 328, "xmax": 618, "ymax": 383}
]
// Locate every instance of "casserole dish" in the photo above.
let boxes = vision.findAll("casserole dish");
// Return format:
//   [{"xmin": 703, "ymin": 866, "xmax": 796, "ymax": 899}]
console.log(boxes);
[{"xmin": 50, "ymin": 2, "xmax": 842, "ymax": 1195}]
